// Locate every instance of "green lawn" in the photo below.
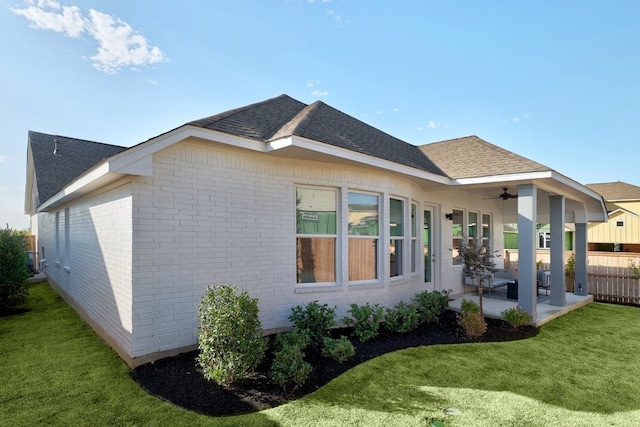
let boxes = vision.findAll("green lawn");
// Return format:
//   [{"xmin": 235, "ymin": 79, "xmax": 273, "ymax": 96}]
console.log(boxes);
[{"xmin": 2, "ymin": 283, "xmax": 640, "ymax": 426}]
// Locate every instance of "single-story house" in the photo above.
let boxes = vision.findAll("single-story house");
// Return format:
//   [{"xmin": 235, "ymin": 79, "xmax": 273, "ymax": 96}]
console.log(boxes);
[{"xmin": 24, "ymin": 94, "xmax": 607, "ymax": 367}]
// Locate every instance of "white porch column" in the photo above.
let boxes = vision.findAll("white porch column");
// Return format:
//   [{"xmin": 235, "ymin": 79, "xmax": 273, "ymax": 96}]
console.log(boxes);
[
  {"xmin": 574, "ymin": 213, "xmax": 588, "ymax": 295},
  {"xmin": 549, "ymin": 195, "xmax": 566, "ymax": 306},
  {"xmin": 517, "ymin": 184, "xmax": 537, "ymax": 317}
]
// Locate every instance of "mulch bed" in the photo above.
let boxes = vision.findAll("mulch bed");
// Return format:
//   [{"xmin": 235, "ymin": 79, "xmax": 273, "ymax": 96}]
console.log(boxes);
[{"xmin": 130, "ymin": 310, "xmax": 538, "ymax": 416}]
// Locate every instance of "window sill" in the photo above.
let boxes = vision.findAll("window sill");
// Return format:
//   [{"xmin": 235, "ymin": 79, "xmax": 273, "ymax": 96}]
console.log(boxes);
[
  {"xmin": 294, "ymin": 284, "xmax": 342, "ymax": 294},
  {"xmin": 63, "ymin": 266, "xmax": 71, "ymax": 273},
  {"xmin": 55, "ymin": 261, "xmax": 61, "ymax": 267},
  {"xmin": 349, "ymin": 281, "xmax": 384, "ymax": 291},
  {"xmin": 390, "ymin": 276, "xmax": 412, "ymax": 287}
]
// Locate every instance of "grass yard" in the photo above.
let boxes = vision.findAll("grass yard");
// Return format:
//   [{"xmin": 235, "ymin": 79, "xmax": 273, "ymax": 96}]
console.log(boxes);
[{"xmin": 1, "ymin": 283, "xmax": 640, "ymax": 426}]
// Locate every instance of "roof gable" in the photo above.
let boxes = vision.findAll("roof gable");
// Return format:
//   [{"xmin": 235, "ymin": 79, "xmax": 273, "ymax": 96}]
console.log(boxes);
[
  {"xmin": 188, "ymin": 94, "xmax": 447, "ymax": 176},
  {"xmin": 418, "ymin": 135, "xmax": 550, "ymax": 180},
  {"xmin": 28, "ymin": 131, "xmax": 127, "ymax": 206},
  {"xmin": 586, "ymin": 181, "xmax": 640, "ymax": 201}
]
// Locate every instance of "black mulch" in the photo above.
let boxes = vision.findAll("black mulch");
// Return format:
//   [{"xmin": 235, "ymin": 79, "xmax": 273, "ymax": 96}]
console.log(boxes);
[{"xmin": 130, "ymin": 310, "xmax": 538, "ymax": 417}]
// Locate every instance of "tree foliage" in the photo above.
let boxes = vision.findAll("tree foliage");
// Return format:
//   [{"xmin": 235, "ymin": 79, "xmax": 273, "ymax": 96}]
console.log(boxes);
[{"xmin": 0, "ymin": 229, "xmax": 30, "ymax": 312}]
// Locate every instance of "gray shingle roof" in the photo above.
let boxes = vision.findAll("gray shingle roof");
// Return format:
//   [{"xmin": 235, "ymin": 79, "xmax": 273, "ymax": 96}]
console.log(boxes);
[
  {"xmin": 418, "ymin": 135, "xmax": 550, "ymax": 179},
  {"xmin": 29, "ymin": 131, "xmax": 127, "ymax": 206},
  {"xmin": 188, "ymin": 94, "xmax": 447, "ymax": 176},
  {"xmin": 585, "ymin": 181, "xmax": 640, "ymax": 201}
]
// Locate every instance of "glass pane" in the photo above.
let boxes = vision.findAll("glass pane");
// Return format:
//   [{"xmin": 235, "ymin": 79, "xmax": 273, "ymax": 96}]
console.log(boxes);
[
  {"xmin": 424, "ymin": 210, "xmax": 432, "ymax": 282},
  {"xmin": 348, "ymin": 193, "xmax": 379, "ymax": 236},
  {"xmin": 452, "ymin": 209, "xmax": 463, "ymax": 238},
  {"xmin": 349, "ymin": 238, "xmax": 378, "ymax": 281},
  {"xmin": 411, "ymin": 204, "xmax": 417, "ymax": 237},
  {"xmin": 452, "ymin": 238, "xmax": 462, "ymax": 266},
  {"xmin": 390, "ymin": 198, "xmax": 404, "ymax": 237},
  {"xmin": 297, "ymin": 237, "xmax": 336, "ymax": 283},
  {"xmin": 468, "ymin": 212, "xmax": 478, "ymax": 238},
  {"xmin": 390, "ymin": 239, "xmax": 403, "ymax": 277},
  {"xmin": 482, "ymin": 214, "xmax": 491, "ymax": 239},
  {"xmin": 411, "ymin": 239, "xmax": 417, "ymax": 273},
  {"xmin": 296, "ymin": 188, "xmax": 336, "ymax": 234}
]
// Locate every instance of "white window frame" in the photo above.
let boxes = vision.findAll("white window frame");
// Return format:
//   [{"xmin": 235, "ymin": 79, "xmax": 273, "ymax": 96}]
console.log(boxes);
[
  {"xmin": 347, "ymin": 190, "xmax": 380, "ymax": 283},
  {"xmin": 389, "ymin": 197, "xmax": 406, "ymax": 279},
  {"xmin": 55, "ymin": 211, "xmax": 60, "ymax": 266},
  {"xmin": 410, "ymin": 202, "xmax": 418, "ymax": 275},
  {"xmin": 64, "ymin": 207, "xmax": 71, "ymax": 272}
]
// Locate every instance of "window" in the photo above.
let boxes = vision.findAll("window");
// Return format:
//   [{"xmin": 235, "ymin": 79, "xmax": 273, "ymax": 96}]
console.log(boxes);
[
  {"xmin": 411, "ymin": 203, "xmax": 418, "ymax": 274},
  {"xmin": 55, "ymin": 211, "xmax": 60, "ymax": 264},
  {"xmin": 296, "ymin": 187, "xmax": 337, "ymax": 283},
  {"xmin": 348, "ymin": 192, "xmax": 379, "ymax": 281},
  {"xmin": 616, "ymin": 220, "xmax": 625, "ymax": 227},
  {"xmin": 538, "ymin": 232, "xmax": 551, "ymax": 249},
  {"xmin": 390, "ymin": 198, "xmax": 404, "ymax": 277},
  {"xmin": 482, "ymin": 213, "xmax": 491, "ymax": 248},
  {"xmin": 451, "ymin": 209, "xmax": 464, "ymax": 265},
  {"xmin": 64, "ymin": 207, "xmax": 70, "ymax": 269}
]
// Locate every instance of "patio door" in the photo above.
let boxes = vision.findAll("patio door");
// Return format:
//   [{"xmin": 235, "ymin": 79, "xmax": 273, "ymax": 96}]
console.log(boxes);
[{"xmin": 423, "ymin": 207, "xmax": 435, "ymax": 288}]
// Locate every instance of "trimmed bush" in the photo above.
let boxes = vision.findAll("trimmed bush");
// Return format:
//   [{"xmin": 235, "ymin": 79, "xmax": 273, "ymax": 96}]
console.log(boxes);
[
  {"xmin": 412, "ymin": 290, "xmax": 451, "ymax": 324},
  {"xmin": 197, "ymin": 285, "xmax": 267, "ymax": 386},
  {"xmin": 321, "ymin": 336, "xmax": 355, "ymax": 363},
  {"xmin": 0, "ymin": 229, "xmax": 30, "ymax": 313},
  {"xmin": 458, "ymin": 312, "xmax": 487, "ymax": 338},
  {"xmin": 288, "ymin": 301, "xmax": 336, "ymax": 349},
  {"xmin": 460, "ymin": 298, "xmax": 480, "ymax": 314},
  {"xmin": 342, "ymin": 302, "xmax": 384, "ymax": 342},
  {"xmin": 384, "ymin": 301, "xmax": 420, "ymax": 334},
  {"xmin": 501, "ymin": 306, "xmax": 533, "ymax": 327},
  {"xmin": 270, "ymin": 331, "xmax": 312, "ymax": 392}
]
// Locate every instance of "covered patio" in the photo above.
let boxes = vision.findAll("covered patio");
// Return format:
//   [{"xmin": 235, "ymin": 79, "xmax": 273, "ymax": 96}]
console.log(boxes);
[{"xmin": 448, "ymin": 291, "xmax": 593, "ymax": 327}]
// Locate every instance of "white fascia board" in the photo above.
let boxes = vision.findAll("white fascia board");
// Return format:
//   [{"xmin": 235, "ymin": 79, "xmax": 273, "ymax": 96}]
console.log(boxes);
[
  {"xmin": 609, "ymin": 208, "xmax": 640, "ymax": 219},
  {"xmin": 107, "ymin": 125, "xmax": 266, "ymax": 175},
  {"xmin": 37, "ymin": 162, "xmax": 112, "ymax": 212},
  {"xmin": 268, "ymin": 136, "xmax": 452, "ymax": 185},
  {"xmin": 453, "ymin": 171, "xmax": 554, "ymax": 185}
]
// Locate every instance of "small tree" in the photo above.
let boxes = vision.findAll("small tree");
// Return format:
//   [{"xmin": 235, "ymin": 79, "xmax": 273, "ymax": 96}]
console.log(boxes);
[
  {"xmin": 458, "ymin": 236, "xmax": 498, "ymax": 315},
  {"xmin": 565, "ymin": 253, "xmax": 576, "ymax": 292},
  {"xmin": 0, "ymin": 228, "xmax": 30, "ymax": 313}
]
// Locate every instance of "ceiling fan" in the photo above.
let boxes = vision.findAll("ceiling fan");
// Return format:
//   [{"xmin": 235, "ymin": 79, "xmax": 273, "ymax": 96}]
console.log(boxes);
[{"xmin": 485, "ymin": 188, "xmax": 518, "ymax": 200}]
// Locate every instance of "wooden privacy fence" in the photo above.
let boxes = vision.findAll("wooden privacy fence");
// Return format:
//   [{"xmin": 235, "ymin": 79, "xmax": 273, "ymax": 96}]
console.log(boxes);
[{"xmin": 587, "ymin": 266, "xmax": 640, "ymax": 305}]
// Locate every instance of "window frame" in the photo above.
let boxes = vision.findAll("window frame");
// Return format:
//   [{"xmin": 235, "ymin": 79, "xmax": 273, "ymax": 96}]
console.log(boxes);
[
  {"xmin": 295, "ymin": 186, "xmax": 339, "ymax": 286},
  {"xmin": 389, "ymin": 197, "xmax": 406, "ymax": 278},
  {"xmin": 347, "ymin": 191, "xmax": 380, "ymax": 283}
]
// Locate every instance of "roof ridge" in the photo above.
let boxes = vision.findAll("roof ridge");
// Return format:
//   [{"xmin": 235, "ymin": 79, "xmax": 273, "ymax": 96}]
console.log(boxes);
[
  {"xmin": 189, "ymin": 94, "xmax": 296, "ymax": 129},
  {"xmin": 28, "ymin": 130, "xmax": 127, "ymax": 149},
  {"xmin": 269, "ymin": 101, "xmax": 323, "ymax": 140}
]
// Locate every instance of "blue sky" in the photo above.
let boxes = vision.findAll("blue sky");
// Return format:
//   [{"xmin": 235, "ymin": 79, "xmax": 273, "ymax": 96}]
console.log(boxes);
[{"xmin": 2, "ymin": 0, "xmax": 640, "ymax": 229}]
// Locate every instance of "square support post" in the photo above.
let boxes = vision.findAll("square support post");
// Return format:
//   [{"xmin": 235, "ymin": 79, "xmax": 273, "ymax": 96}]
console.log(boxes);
[
  {"xmin": 549, "ymin": 195, "xmax": 566, "ymax": 306},
  {"xmin": 517, "ymin": 184, "xmax": 537, "ymax": 318}
]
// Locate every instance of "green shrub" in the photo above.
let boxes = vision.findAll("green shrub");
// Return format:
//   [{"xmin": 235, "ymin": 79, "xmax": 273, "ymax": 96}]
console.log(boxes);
[
  {"xmin": 197, "ymin": 285, "xmax": 267, "ymax": 386},
  {"xmin": 384, "ymin": 301, "xmax": 420, "ymax": 334},
  {"xmin": 0, "ymin": 229, "xmax": 30, "ymax": 313},
  {"xmin": 321, "ymin": 336, "xmax": 355, "ymax": 363},
  {"xmin": 412, "ymin": 290, "xmax": 451, "ymax": 324},
  {"xmin": 270, "ymin": 332, "xmax": 312, "ymax": 392},
  {"xmin": 458, "ymin": 312, "xmax": 487, "ymax": 339},
  {"xmin": 460, "ymin": 298, "xmax": 480, "ymax": 314},
  {"xmin": 501, "ymin": 306, "xmax": 533, "ymax": 328},
  {"xmin": 342, "ymin": 302, "xmax": 385, "ymax": 342},
  {"xmin": 289, "ymin": 301, "xmax": 336, "ymax": 349}
]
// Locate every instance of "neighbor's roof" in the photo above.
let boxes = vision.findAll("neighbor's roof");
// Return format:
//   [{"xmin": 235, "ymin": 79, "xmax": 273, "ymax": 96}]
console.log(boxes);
[
  {"xmin": 28, "ymin": 131, "xmax": 127, "ymax": 206},
  {"xmin": 585, "ymin": 181, "xmax": 640, "ymax": 201},
  {"xmin": 187, "ymin": 94, "xmax": 446, "ymax": 176},
  {"xmin": 417, "ymin": 136, "xmax": 551, "ymax": 180}
]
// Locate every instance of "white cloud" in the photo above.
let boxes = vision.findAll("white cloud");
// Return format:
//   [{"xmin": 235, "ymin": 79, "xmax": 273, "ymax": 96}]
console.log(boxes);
[
  {"xmin": 11, "ymin": 0, "xmax": 167, "ymax": 74},
  {"xmin": 0, "ymin": 156, "xmax": 9, "ymax": 164},
  {"xmin": 311, "ymin": 89, "xmax": 329, "ymax": 96},
  {"xmin": 428, "ymin": 120, "xmax": 440, "ymax": 129}
]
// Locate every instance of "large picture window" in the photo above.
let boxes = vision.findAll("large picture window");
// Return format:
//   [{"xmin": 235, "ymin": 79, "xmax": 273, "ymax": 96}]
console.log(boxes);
[
  {"xmin": 390, "ymin": 198, "xmax": 404, "ymax": 277},
  {"xmin": 348, "ymin": 192, "xmax": 379, "ymax": 281},
  {"xmin": 296, "ymin": 187, "xmax": 337, "ymax": 283}
]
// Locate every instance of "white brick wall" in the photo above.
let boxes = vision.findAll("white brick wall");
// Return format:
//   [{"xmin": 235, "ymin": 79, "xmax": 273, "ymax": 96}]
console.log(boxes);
[
  {"xmin": 129, "ymin": 139, "xmax": 446, "ymax": 357},
  {"xmin": 34, "ymin": 137, "xmax": 508, "ymax": 363},
  {"xmin": 37, "ymin": 184, "xmax": 134, "ymax": 354}
]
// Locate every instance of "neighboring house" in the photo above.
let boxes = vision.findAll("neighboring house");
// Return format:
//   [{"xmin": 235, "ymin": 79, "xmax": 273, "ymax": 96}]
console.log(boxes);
[
  {"xmin": 586, "ymin": 181, "xmax": 640, "ymax": 253},
  {"xmin": 503, "ymin": 223, "xmax": 573, "ymax": 251},
  {"xmin": 24, "ymin": 94, "xmax": 607, "ymax": 367}
]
